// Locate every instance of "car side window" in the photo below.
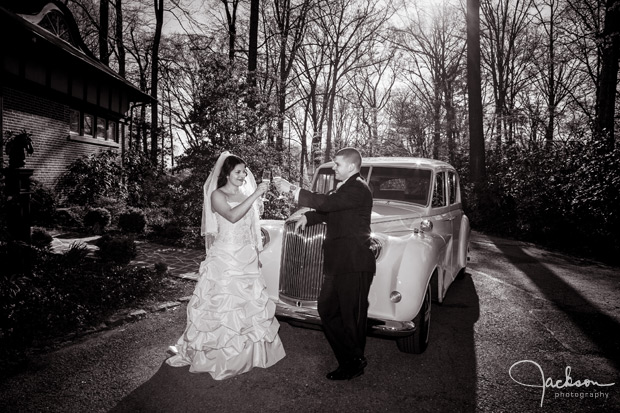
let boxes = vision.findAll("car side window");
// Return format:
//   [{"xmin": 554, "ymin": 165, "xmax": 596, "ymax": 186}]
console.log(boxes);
[
  {"xmin": 432, "ymin": 172, "xmax": 446, "ymax": 208},
  {"xmin": 448, "ymin": 171, "xmax": 457, "ymax": 205}
]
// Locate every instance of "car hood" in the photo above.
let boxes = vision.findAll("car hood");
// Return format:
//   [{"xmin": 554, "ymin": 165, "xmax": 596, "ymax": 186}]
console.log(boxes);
[
  {"xmin": 371, "ymin": 201, "xmax": 426, "ymax": 234},
  {"xmin": 284, "ymin": 201, "xmax": 426, "ymax": 235},
  {"xmin": 371, "ymin": 202, "xmax": 424, "ymax": 219}
]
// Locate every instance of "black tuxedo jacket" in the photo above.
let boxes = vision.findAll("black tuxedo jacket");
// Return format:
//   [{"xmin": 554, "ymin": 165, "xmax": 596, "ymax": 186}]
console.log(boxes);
[{"xmin": 298, "ymin": 173, "xmax": 376, "ymax": 277}]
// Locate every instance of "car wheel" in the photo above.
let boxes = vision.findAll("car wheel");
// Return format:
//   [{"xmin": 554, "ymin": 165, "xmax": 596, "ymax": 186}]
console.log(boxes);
[{"xmin": 396, "ymin": 282, "xmax": 431, "ymax": 354}]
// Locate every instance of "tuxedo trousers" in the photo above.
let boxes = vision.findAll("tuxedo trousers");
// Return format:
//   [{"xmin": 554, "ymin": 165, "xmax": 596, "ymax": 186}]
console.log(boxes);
[{"xmin": 317, "ymin": 271, "xmax": 374, "ymax": 366}]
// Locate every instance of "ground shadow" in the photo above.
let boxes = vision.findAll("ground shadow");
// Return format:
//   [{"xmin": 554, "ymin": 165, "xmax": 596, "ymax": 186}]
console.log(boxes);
[
  {"xmin": 492, "ymin": 240, "xmax": 620, "ymax": 370},
  {"xmin": 110, "ymin": 273, "xmax": 480, "ymax": 412}
]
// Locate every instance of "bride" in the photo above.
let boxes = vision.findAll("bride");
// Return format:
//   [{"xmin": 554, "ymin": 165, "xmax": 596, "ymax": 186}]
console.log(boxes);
[{"xmin": 166, "ymin": 151, "xmax": 286, "ymax": 380}]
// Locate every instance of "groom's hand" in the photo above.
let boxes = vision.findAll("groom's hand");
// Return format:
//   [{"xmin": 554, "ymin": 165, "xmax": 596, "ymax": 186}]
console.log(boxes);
[
  {"xmin": 294, "ymin": 215, "xmax": 307, "ymax": 232},
  {"xmin": 273, "ymin": 177, "xmax": 291, "ymax": 194}
]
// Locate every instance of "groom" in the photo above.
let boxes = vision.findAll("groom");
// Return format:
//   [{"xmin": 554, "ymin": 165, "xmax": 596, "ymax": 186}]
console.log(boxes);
[{"xmin": 275, "ymin": 147, "xmax": 376, "ymax": 380}]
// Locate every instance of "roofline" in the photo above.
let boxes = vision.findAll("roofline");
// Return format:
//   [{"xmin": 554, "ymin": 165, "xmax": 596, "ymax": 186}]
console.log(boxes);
[{"xmin": 0, "ymin": 3, "xmax": 152, "ymax": 103}]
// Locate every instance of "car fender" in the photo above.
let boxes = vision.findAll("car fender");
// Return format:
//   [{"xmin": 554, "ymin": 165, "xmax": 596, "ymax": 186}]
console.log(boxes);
[
  {"xmin": 368, "ymin": 231, "xmax": 447, "ymax": 323},
  {"xmin": 458, "ymin": 214, "xmax": 471, "ymax": 270},
  {"xmin": 259, "ymin": 219, "xmax": 285, "ymax": 301}
]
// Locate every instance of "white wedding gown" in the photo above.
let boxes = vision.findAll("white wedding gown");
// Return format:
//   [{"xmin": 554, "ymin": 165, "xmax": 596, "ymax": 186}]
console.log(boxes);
[{"xmin": 166, "ymin": 201, "xmax": 285, "ymax": 379}]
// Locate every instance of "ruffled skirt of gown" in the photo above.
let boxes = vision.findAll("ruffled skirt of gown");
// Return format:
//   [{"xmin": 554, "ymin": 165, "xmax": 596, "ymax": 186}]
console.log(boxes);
[{"xmin": 166, "ymin": 241, "xmax": 285, "ymax": 380}]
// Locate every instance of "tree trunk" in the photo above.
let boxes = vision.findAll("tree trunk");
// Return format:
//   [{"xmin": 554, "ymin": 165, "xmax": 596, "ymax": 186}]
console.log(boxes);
[
  {"xmin": 594, "ymin": 0, "xmax": 620, "ymax": 150},
  {"xmin": 467, "ymin": 0, "xmax": 485, "ymax": 184},
  {"xmin": 150, "ymin": 0, "xmax": 164, "ymax": 166},
  {"xmin": 248, "ymin": 0, "xmax": 259, "ymax": 90},
  {"xmin": 223, "ymin": 0, "xmax": 239, "ymax": 62},
  {"xmin": 445, "ymin": 87, "xmax": 457, "ymax": 165},
  {"xmin": 544, "ymin": 1, "xmax": 555, "ymax": 146},
  {"xmin": 99, "ymin": 0, "xmax": 109, "ymax": 64},
  {"xmin": 433, "ymin": 96, "xmax": 441, "ymax": 159},
  {"xmin": 115, "ymin": 0, "xmax": 125, "ymax": 77}
]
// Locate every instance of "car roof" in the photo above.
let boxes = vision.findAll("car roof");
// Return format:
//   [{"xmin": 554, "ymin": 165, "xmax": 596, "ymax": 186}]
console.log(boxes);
[{"xmin": 318, "ymin": 156, "xmax": 455, "ymax": 170}]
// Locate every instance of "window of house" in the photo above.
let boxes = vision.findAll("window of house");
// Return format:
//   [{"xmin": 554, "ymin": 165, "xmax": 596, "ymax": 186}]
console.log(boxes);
[
  {"xmin": 107, "ymin": 121, "xmax": 117, "ymax": 142},
  {"xmin": 69, "ymin": 109, "xmax": 120, "ymax": 147},
  {"xmin": 96, "ymin": 117, "xmax": 106, "ymax": 139},
  {"xmin": 83, "ymin": 113, "xmax": 93, "ymax": 136},
  {"xmin": 70, "ymin": 109, "xmax": 80, "ymax": 134}
]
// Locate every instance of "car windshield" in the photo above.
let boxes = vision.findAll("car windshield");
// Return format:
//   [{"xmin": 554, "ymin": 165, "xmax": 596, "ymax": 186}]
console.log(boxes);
[{"xmin": 312, "ymin": 166, "xmax": 432, "ymax": 206}]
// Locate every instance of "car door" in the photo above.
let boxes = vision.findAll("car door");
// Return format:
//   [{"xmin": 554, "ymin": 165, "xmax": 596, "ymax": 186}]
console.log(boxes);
[
  {"xmin": 430, "ymin": 170, "xmax": 454, "ymax": 300},
  {"xmin": 447, "ymin": 170, "xmax": 463, "ymax": 280}
]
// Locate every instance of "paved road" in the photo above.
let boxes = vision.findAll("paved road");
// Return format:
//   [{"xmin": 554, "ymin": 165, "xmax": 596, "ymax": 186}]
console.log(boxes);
[{"xmin": 1, "ymin": 231, "xmax": 619, "ymax": 412}]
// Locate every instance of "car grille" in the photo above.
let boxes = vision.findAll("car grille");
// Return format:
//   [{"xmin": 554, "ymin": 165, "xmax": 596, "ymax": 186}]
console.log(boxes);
[{"xmin": 278, "ymin": 221, "xmax": 326, "ymax": 301}]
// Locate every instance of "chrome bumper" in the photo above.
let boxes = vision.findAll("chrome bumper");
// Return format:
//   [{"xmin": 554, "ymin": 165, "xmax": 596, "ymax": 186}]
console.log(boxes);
[{"xmin": 275, "ymin": 300, "xmax": 415, "ymax": 337}]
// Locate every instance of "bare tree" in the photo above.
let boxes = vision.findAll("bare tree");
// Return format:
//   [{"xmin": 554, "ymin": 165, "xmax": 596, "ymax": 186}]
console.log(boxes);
[
  {"xmin": 312, "ymin": 0, "xmax": 394, "ymax": 162},
  {"xmin": 468, "ymin": 0, "xmax": 485, "ymax": 186},
  {"xmin": 594, "ymin": 0, "xmax": 620, "ymax": 148},
  {"xmin": 530, "ymin": 0, "xmax": 577, "ymax": 146},
  {"xmin": 480, "ymin": 0, "xmax": 536, "ymax": 149},
  {"xmin": 150, "ymin": 0, "xmax": 164, "ymax": 165},
  {"xmin": 115, "ymin": 0, "xmax": 126, "ymax": 76},
  {"xmin": 247, "ymin": 0, "xmax": 259, "ymax": 90},
  {"xmin": 347, "ymin": 41, "xmax": 399, "ymax": 156},
  {"xmin": 293, "ymin": 20, "xmax": 333, "ymax": 170},
  {"xmin": 394, "ymin": 2, "xmax": 466, "ymax": 161},
  {"xmin": 99, "ymin": 0, "xmax": 110, "ymax": 64},
  {"xmin": 264, "ymin": 0, "xmax": 313, "ymax": 150},
  {"xmin": 221, "ymin": 0, "xmax": 241, "ymax": 62}
]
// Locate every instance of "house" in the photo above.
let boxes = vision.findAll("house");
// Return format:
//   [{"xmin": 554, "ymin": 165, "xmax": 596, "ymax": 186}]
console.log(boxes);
[{"xmin": 0, "ymin": 0, "xmax": 151, "ymax": 187}]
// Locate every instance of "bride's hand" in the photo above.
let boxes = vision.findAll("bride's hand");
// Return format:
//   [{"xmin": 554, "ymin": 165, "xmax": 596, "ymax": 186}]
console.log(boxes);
[{"xmin": 256, "ymin": 181, "xmax": 270, "ymax": 196}]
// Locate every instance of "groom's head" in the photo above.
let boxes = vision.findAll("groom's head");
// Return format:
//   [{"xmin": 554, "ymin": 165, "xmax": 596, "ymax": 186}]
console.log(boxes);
[{"xmin": 333, "ymin": 147, "xmax": 362, "ymax": 181}]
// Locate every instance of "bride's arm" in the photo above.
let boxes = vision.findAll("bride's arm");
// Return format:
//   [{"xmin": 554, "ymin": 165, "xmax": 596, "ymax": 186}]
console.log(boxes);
[{"xmin": 211, "ymin": 184, "xmax": 267, "ymax": 223}]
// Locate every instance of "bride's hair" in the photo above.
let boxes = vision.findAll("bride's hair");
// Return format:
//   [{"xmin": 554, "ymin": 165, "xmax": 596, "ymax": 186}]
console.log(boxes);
[{"xmin": 217, "ymin": 155, "xmax": 246, "ymax": 188}]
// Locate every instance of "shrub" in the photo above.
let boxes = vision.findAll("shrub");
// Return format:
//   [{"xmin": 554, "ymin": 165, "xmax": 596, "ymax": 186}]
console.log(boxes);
[
  {"xmin": 0, "ymin": 241, "xmax": 165, "ymax": 377},
  {"xmin": 154, "ymin": 261, "xmax": 168, "ymax": 276},
  {"xmin": 93, "ymin": 196, "xmax": 127, "ymax": 227},
  {"xmin": 84, "ymin": 207, "xmax": 111, "ymax": 234},
  {"xmin": 55, "ymin": 150, "xmax": 126, "ymax": 206},
  {"xmin": 31, "ymin": 228, "xmax": 53, "ymax": 250},
  {"xmin": 118, "ymin": 209, "xmax": 147, "ymax": 234},
  {"xmin": 54, "ymin": 207, "xmax": 84, "ymax": 229},
  {"xmin": 29, "ymin": 180, "xmax": 57, "ymax": 227},
  {"xmin": 95, "ymin": 234, "xmax": 137, "ymax": 265}
]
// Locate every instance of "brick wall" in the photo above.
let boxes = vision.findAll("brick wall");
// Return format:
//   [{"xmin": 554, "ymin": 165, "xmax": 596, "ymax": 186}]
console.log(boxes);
[{"xmin": 2, "ymin": 86, "xmax": 119, "ymax": 188}]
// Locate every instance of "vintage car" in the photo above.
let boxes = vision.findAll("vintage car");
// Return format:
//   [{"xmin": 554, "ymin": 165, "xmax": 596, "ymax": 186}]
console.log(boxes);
[{"xmin": 259, "ymin": 157, "xmax": 470, "ymax": 353}]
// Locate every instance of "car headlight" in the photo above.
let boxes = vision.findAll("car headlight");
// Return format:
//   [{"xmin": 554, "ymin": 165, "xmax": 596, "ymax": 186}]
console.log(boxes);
[
  {"xmin": 420, "ymin": 219, "xmax": 433, "ymax": 232},
  {"xmin": 369, "ymin": 234, "xmax": 382, "ymax": 260},
  {"xmin": 261, "ymin": 228, "xmax": 270, "ymax": 247}
]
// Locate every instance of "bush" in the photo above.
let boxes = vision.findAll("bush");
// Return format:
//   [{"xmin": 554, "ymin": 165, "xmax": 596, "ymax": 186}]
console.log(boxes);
[
  {"xmin": 0, "ymin": 241, "xmax": 165, "ymax": 377},
  {"xmin": 118, "ymin": 209, "xmax": 147, "ymax": 234},
  {"xmin": 54, "ymin": 207, "xmax": 84, "ymax": 229},
  {"xmin": 55, "ymin": 150, "xmax": 126, "ymax": 206},
  {"xmin": 154, "ymin": 261, "xmax": 168, "ymax": 276},
  {"xmin": 469, "ymin": 140, "xmax": 620, "ymax": 263},
  {"xmin": 95, "ymin": 234, "xmax": 137, "ymax": 265},
  {"xmin": 92, "ymin": 196, "xmax": 127, "ymax": 227},
  {"xmin": 31, "ymin": 228, "xmax": 53, "ymax": 250},
  {"xmin": 29, "ymin": 180, "xmax": 57, "ymax": 227},
  {"xmin": 84, "ymin": 207, "xmax": 111, "ymax": 234}
]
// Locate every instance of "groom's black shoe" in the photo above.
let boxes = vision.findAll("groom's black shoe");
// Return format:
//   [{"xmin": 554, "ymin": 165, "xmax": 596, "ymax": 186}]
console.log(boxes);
[
  {"xmin": 326, "ymin": 366, "xmax": 349, "ymax": 380},
  {"xmin": 347, "ymin": 356, "xmax": 367, "ymax": 379},
  {"xmin": 326, "ymin": 357, "xmax": 367, "ymax": 380}
]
